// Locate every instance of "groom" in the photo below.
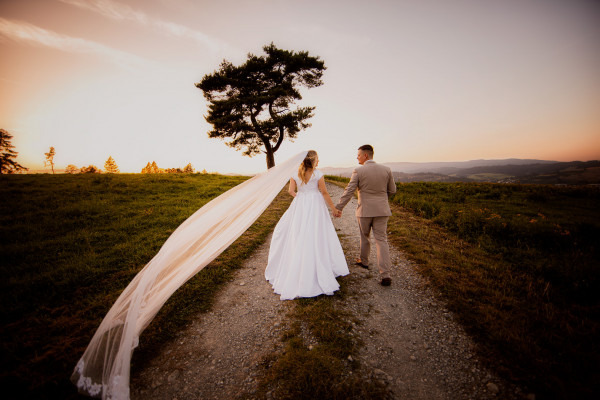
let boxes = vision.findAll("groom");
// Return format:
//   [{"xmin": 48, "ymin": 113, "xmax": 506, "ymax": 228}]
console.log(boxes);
[{"xmin": 335, "ymin": 145, "xmax": 397, "ymax": 286}]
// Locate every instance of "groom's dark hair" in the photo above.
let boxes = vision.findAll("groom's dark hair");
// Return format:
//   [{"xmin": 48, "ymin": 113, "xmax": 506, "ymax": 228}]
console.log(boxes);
[{"xmin": 358, "ymin": 144, "xmax": 374, "ymax": 159}]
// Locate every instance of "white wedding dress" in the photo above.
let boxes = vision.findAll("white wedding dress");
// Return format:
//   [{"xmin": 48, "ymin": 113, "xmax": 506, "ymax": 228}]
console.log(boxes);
[{"xmin": 265, "ymin": 169, "xmax": 349, "ymax": 300}]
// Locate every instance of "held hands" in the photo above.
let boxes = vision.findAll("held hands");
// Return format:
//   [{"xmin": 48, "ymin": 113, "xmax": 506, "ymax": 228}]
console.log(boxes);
[{"xmin": 333, "ymin": 208, "xmax": 342, "ymax": 218}]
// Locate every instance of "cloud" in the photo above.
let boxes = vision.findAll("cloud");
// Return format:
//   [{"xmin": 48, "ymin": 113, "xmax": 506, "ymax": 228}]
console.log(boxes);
[
  {"xmin": 61, "ymin": 0, "xmax": 226, "ymax": 52},
  {"xmin": 0, "ymin": 17, "xmax": 151, "ymax": 70}
]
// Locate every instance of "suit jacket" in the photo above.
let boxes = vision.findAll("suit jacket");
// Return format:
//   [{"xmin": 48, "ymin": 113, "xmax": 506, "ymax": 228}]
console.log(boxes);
[{"xmin": 336, "ymin": 160, "xmax": 397, "ymax": 217}]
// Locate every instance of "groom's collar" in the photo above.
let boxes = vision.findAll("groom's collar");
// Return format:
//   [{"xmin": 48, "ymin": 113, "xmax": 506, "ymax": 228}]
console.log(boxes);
[{"xmin": 365, "ymin": 160, "xmax": 376, "ymax": 164}]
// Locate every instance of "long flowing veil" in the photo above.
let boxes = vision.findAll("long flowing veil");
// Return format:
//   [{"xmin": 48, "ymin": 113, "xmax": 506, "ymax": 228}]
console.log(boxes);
[{"xmin": 71, "ymin": 151, "xmax": 308, "ymax": 399}]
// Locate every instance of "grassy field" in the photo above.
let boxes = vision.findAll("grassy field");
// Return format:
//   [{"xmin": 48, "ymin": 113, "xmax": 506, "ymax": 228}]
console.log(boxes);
[
  {"xmin": 3, "ymin": 174, "xmax": 599, "ymax": 399},
  {"xmin": 0, "ymin": 173, "xmax": 292, "ymax": 400},
  {"xmin": 387, "ymin": 182, "xmax": 600, "ymax": 399}
]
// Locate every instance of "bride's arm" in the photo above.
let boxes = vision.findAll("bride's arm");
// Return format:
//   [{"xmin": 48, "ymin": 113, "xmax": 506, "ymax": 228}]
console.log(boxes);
[
  {"xmin": 288, "ymin": 178, "xmax": 297, "ymax": 197},
  {"xmin": 318, "ymin": 177, "xmax": 341, "ymax": 216}
]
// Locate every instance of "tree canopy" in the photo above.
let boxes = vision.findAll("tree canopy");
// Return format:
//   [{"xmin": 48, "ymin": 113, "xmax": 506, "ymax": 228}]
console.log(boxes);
[
  {"xmin": 44, "ymin": 147, "xmax": 56, "ymax": 174},
  {"xmin": 141, "ymin": 161, "xmax": 160, "ymax": 173},
  {"xmin": 0, "ymin": 129, "xmax": 28, "ymax": 174},
  {"xmin": 104, "ymin": 156, "xmax": 120, "ymax": 173},
  {"xmin": 196, "ymin": 43, "xmax": 326, "ymax": 168},
  {"xmin": 80, "ymin": 165, "xmax": 100, "ymax": 173}
]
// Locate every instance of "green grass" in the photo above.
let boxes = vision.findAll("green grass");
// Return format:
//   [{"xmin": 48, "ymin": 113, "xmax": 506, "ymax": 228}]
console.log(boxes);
[
  {"xmin": 0, "ymin": 173, "xmax": 292, "ymax": 400},
  {"xmin": 388, "ymin": 182, "xmax": 600, "ymax": 399},
  {"xmin": 392, "ymin": 182, "xmax": 599, "ymax": 303},
  {"xmin": 5, "ymin": 174, "xmax": 598, "ymax": 399}
]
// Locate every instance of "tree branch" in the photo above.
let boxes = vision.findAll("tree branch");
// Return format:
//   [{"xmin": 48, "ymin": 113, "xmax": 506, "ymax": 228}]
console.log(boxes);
[
  {"xmin": 250, "ymin": 107, "xmax": 271, "ymax": 152},
  {"xmin": 272, "ymin": 125, "xmax": 285, "ymax": 152}
]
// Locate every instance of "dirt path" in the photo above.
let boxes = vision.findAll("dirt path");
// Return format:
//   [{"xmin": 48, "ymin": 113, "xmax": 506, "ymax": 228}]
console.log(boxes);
[
  {"xmin": 326, "ymin": 183, "xmax": 523, "ymax": 399},
  {"xmin": 130, "ymin": 233, "xmax": 293, "ymax": 400},
  {"xmin": 131, "ymin": 182, "xmax": 523, "ymax": 399}
]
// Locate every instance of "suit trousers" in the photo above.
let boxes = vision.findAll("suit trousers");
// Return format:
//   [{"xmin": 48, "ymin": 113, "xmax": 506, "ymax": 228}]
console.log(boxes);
[{"xmin": 357, "ymin": 216, "xmax": 391, "ymax": 279}]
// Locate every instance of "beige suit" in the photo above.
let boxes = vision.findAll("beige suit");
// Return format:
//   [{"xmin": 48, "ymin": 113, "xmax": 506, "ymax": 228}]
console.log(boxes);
[{"xmin": 336, "ymin": 160, "xmax": 396, "ymax": 279}]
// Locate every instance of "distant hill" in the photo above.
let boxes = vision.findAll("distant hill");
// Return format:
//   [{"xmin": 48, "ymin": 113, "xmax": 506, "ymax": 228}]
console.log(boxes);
[
  {"xmin": 391, "ymin": 172, "xmax": 474, "ymax": 183},
  {"xmin": 382, "ymin": 158, "xmax": 557, "ymax": 174},
  {"xmin": 321, "ymin": 158, "xmax": 557, "ymax": 177},
  {"xmin": 447, "ymin": 161, "xmax": 600, "ymax": 184},
  {"xmin": 322, "ymin": 159, "xmax": 600, "ymax": 185},
  {"xmin": 12, "ymin": 169, "xmax": 62, "ymax": 174},
  {"xmin": 322, "ymin": 158, "xmax": 554, "ymax": 176}
]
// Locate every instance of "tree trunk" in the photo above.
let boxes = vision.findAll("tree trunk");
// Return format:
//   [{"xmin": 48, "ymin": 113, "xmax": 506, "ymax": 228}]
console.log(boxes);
[{"xmin": 266, "ymin": 150, "xmax": 275, "ymax": 169}]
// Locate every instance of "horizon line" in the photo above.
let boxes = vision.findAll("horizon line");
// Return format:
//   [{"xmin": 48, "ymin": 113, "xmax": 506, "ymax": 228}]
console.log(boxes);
[{"xmin": 13, "ymin": 157, "xmax": 600, "ymax": 176}]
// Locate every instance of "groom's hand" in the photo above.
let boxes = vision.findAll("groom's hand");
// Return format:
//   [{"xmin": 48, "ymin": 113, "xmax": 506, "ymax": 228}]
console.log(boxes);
[{"xmin": 333, "ymin": 209, "xmax": 342, "ymax": 218}]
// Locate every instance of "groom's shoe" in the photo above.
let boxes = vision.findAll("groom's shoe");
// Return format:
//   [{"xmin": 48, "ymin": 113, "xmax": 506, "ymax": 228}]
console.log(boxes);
[
  {"xmin": 380, "ymin": 277, "xmax": 392, "ymax": 286},
  {"xmin": 355, "ymin": 259, "xmax": 369, "ymax": 269}
]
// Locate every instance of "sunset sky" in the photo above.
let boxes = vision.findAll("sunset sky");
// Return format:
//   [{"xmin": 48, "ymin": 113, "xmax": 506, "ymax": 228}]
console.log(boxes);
[{"xmin": 1, "ymin": 0, "xmax": 599, "ymax": 173}]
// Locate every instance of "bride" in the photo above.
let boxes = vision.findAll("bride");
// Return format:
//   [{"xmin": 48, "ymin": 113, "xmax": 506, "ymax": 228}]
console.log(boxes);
[{"xmin": 265, "ymin": 150, "xmax": 349, "ymax": 299}]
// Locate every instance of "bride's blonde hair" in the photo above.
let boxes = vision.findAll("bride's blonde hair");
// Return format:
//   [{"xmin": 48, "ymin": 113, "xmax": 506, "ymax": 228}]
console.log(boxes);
[{"xmin": 298, "ymin": 150, "xmax": 318, "ymax": 184}]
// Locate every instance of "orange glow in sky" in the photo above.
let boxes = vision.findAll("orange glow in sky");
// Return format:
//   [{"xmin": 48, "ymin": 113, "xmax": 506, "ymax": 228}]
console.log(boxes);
[{"xmin": 1, "ymin": 0, "xmax": 599, "ymax": 173}]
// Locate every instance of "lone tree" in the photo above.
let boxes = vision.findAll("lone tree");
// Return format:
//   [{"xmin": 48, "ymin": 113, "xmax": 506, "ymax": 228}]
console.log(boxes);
[
  {"xmin": 0, "ymin": 129, "xmax": 28, "ymax": 174},
  {"xmin": 104, "ymin": 156, "xmax": 120, "ymax": 173},
  {"xmin": 44, "ymin": 147, "xmax": 56, "ymax": 174},
  {"xmin": 197, "ymin": 43, "xmax": 326, "ymax": 168}
]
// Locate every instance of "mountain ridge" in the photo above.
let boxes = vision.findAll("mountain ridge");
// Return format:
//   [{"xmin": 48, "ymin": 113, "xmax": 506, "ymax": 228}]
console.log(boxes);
[{"xmin": 321, "ymin": 159, "xmax": 600, "ymax": 185}]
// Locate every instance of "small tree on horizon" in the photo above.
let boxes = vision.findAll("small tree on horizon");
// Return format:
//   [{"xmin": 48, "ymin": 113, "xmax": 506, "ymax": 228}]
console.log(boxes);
[
  {"xmin": 0, "ymin": 129, "xmax": 28, "ymax": 174},
  {"xmin": 80, "ymin": 165, "xmax": 100, "ymax": 173},
  {"xmin": 141, "ymin": 161, "xmax": 160, "ymax": 173},
  {"xmin": 104, "ymin": 156, "xmax": 120, "ymax": 173},
  {"xmin": 197, "ymin": 43, "xmax": 326, "ymax": 169},
  {"xmin": 44, "ymin": 147, "xmax": 56, "ymax": 174},
  {"xmin": 183, "ymin": 163, "xmax": 194, "ymax": 173},
  {"xmin": 65, "ymin": 164, "xmax": 78, "ymax": 174}
]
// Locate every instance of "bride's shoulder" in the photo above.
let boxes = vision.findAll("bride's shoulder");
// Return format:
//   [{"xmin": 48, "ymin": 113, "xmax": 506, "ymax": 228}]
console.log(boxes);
[{"xmin": 313, "ymin": 169, "xmax": 324, "ymax": 179}]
